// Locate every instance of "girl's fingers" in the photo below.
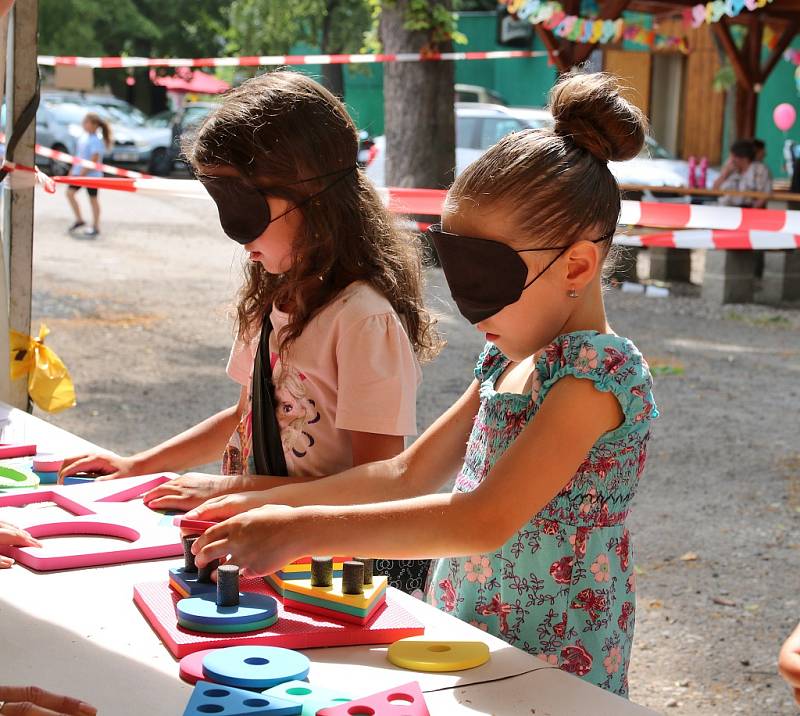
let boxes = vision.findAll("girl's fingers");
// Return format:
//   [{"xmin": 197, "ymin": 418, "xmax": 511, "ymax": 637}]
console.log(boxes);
[
  {"xmin": 0, "ymin": 686, "xmax": 97, "ymax": 715},
  {"xmin": 146, "ymin": 495, "xmax": 191, "ymax": 511},
  {"xmin": 0, "ymin": 556, "xmax": 15, "ymax": 568},
  {"xmin": 0, "ymin": 527, "xmax": 41, "ymax": 548},
  {"xmin": 187, "ymin": 500, "xmax": 234, "ymax": 522},
  {"xmin": 92, "ymin": 473, "xmax": 120, "ymax": 482},
  {"xmin": 58, "ymin": 456, "xmax": 111, "ymax": 482},
  {"xmin": 194, "ymin": 537, "xmax": 232, "ymax": 568}
]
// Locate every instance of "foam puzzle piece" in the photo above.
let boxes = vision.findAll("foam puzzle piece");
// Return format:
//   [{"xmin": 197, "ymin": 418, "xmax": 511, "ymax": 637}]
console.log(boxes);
[
  {"xmin": 0, "ymin": 465, "xmax": 39, "ymax": 489},
  {"xmin": 179, "ymin": 615, "xmax": 278, "ymax": 634},
  {"xmin": 133, "ymin": 577, "xmax": 424, "ymax": 658},
  {"xmin": 170, "ymin": 566, "xmax": 217, "ymax": 597},
  {"xmin": 266, "ymin": 573, "xmax": 387, "ymax": 625},
  {"xmin": 63, "ymin": 475, "xmax": 97, "ymax": 485},
  {"xmin": 275, "ymin": 557, "xmax": 351, "ymax": 581},
  {"xmin": 173, "ymin": 516, "xmax": 219, "ymax": 532},
  {"xmin": 177, "ymin": 592, "xmax": 279, "ymax": 626},
  {"xmin": 0, "ymin": 443, "xmax": 36, "ymax": 459},
  {"xmin": 184, "ymin": 680, "xmax": 301, "ymax": 716},
  {"xmin": 32, "ymin": 454, "xmax": 64, "ymax": 472},
  {"xmin": 0, "ymin": 474, "xmax": 183, "ymax": 570},
  {"xmin": 33, "ymin": 470, "xmax": 59, "ymax": 485},
  {"xmin": 262, "ymin": 681, "xmax": 351, "ymax": 716},
  {"xmin": 387, "ymin": 638, "xmax": 490, "ymax": 672},
  {"xmin": 202, "ymin": 646, "xmax": 310, "ymax": 690},
  {"xmin": 316, "ymin": 681, "xmax": 429, "ymax": 716},
  {"xmin": 180, "ymin": 649, "xmax": 220, "ymax": 685}
]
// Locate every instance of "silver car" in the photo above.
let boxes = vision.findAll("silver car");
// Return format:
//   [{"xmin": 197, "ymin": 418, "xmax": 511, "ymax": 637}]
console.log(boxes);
[{"xmin": 366, "ymin": 104, "xmax": 718, "ymax": 201}]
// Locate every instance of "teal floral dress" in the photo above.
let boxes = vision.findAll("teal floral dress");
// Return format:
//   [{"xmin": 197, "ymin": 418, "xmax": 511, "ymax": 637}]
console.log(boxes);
[{"xmin": 426, "ymin": 331, "xmax": 658, "ymax": 697}]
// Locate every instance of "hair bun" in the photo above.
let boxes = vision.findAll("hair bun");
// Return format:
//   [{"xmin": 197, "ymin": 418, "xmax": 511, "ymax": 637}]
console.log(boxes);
[{"xmin": 549, "ymin": 72, "xmax": 647, "ymax": 163}]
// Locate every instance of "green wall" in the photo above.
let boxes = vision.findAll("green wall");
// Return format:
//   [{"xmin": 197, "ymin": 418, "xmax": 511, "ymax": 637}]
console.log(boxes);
[{"xmin": 754, "ymin": 36, "xmax": 800, "ymax": 178}]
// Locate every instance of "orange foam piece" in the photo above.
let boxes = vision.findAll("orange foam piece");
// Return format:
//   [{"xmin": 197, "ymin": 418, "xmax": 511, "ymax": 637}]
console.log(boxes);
[{"xmin": 133, "ymin": 577, "xmax": 424, "ymax": 658}]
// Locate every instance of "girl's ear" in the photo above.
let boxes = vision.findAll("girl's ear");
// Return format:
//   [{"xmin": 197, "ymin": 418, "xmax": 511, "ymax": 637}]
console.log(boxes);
[{"xmin": 564, "ymin": 240, "xmax": 603, "ymax": 291}]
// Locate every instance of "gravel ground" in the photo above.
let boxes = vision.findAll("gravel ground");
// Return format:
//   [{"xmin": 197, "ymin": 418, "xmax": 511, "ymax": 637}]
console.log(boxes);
[{"xmin": 27, "ymin": 187, "xmax": 800, "ymax": 714}]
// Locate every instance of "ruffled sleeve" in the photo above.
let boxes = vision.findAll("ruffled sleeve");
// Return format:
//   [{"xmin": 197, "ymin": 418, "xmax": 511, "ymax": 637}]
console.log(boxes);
[
  {"xmin": 536, "ymin": 332, "xmax": 658, "ymax": 439},
  {"xmin": 335, "ymin": 312, "xmax": 421, "ymax": 436},
  {"xmin": 473, "ymin": 342, "xmax": 507, "ymax": 384}
]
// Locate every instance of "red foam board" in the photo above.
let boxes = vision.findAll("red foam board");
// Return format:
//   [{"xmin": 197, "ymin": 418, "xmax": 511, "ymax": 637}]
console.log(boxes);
[{"xmin": 134, "ymin": 577, "xmax": 424, "ymax": 658}]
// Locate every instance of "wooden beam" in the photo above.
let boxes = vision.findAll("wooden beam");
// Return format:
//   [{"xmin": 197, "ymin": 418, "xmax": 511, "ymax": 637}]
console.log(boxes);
[
  {"xmin": 535, "ymin": 25, "xmax": 571, "ymax": 73},
  {"xmin": 759, "ymin": 20, "xmax": 799, "ymax": 83},
  {"xmin": 712, "ymin": 17, "xmax": 753, "ymax": 90},
  {"xmin": 5, "ymin": 0, "xmax": 38, "ymax": 411}
]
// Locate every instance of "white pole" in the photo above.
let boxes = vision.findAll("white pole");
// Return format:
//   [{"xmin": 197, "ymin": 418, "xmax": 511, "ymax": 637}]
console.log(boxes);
[{"xmin": 0, "ymin": 9, "xmax": 10, "ymax": 405}]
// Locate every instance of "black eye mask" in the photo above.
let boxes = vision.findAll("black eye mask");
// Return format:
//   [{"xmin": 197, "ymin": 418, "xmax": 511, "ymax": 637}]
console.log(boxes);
[
  {"xmin": 427, "ymin": 224, "xmax": 612, "ymax": 324},
  {"xmin": 198, "ymin": 166, "xmax": 356, "ymax": 245}
]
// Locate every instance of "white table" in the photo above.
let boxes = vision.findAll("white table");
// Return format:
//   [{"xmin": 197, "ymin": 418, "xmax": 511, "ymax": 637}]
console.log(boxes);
[{"xmin": 0, "ymin": 404, "xmax": 657, "ymax": 715}]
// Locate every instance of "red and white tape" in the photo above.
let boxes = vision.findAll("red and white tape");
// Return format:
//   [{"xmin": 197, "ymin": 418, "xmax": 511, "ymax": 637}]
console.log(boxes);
[
  {"xmin": 618, "ymin": 200, "xmax": 800, "ymax": 234},
  {"xmin": 34, "ymin": 144, "xmax": 152, "ymax": 179},
  {"xmin": 46, "ymin": 176, "xmax": 800, "ymax": 249},
  {"xmin": 1, "ymin": 133, "xmax": 153, "ymax": 179},
  {"xmin": 38, "ymin": 49, "xmax": 550, "ymax": 70},
  {"xmin": 616, "ymin": 230, "xmax": 800, "ymax": 250},
  {"xmin": 1, "ymin": 160, "xmax": 56, "ymax": 193}
]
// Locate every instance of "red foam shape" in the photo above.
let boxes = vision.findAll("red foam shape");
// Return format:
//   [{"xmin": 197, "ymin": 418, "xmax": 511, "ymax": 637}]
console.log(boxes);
[
  {"xmin": 317, "ymin": 681, "xmax": 429, "ymax": 715},
  {"xmin": 179, "ymin": 648, "xmax": 220, "ymax": 685},
  {"xmin": 0, "ymin": 443, "xmax": 36, "ymax": 459},
  {"xmin": 172, "ymin": 516, "xmax": 219, "ymax": 532},
  {"xmin": 133, "ymin": 578, "xmax": 424, "ymax": 658}
]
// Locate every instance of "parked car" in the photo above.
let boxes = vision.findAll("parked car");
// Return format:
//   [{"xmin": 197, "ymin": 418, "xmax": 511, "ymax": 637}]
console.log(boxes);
[
  {"xmin": 42, "ymin": 91, "xmax": 174, "ymax": 175},
  {"xmin": 366, "ymin": 103, "xmax": 718, "ymax": 202},
  {"xmin": 455, "ymin": 84, "xmax": 508, "ymax": 106},
  {"xmin": 151, "ymin": 102, "xmax": 218, "ymax": 167}
]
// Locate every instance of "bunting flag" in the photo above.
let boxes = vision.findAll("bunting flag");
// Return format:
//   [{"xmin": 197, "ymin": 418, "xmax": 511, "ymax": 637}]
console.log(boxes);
[
  {"xmin": 681, "ymin": 0, "xmax": 774, "ymax": 28},
  {"xmin": 501, "ymin": 0, "xmax": 687, "ymax": 52}
]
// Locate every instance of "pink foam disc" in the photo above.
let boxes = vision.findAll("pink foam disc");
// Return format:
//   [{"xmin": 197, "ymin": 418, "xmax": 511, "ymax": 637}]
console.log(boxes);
[{"xmin": 179, "ymin": 648, "xmax": 220, "ymax": 685}]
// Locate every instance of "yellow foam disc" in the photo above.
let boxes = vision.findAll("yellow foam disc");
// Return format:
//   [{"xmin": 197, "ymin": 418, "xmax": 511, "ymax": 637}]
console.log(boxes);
[{"xmin": 387, "ymin": 638, "xmax": 490, "ymax": 672}]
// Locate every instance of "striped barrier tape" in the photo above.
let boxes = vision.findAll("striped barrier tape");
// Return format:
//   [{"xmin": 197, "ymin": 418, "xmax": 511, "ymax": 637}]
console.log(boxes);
[
  {"xmin": 1, "ymin": 159, "xmax": 56, "ymax": 193},
  {"xmin": 615, "ymin": 230, "xmax": 800, "ymax": 250},
  {"xmin": 38, "ymin": 49, "xmax": 551, "ymax": 70},
  {"xmin": 0, "ymin": 133, "xmax": 153, "ymax": 179},
  {"xmin": 47, "ymin": 176, "xmax": 800, "ymax": 246}
]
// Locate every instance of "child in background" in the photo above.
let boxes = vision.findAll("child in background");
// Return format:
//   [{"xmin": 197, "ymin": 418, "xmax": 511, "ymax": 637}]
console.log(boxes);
[
  {"xmin": 189, "ymin": 72, "xmax": 658, "ymax": 697},
  {"xmin": 60, "ymin": 71, "xmax": 440, "ymax": 593},
  {"xmin": 66, "ymin": 112, "xmax": 112, "ymax": 238}
]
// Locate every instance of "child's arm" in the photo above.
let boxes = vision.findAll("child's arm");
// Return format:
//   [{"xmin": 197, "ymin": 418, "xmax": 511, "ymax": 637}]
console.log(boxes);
[
  {"xmin": 61, "ymin": 386, "xmax": 251, "ymax": 487},
  {"xmin": 185, "ymin": 381, "xmax": 481, "ymax": 521},
  {"xmin": 779, "ymin": 621, "xmax": 800, "ymax": 705},
  {"xmin": 193, "ymin": 376, "xmax": 622, "ymax": 576}
]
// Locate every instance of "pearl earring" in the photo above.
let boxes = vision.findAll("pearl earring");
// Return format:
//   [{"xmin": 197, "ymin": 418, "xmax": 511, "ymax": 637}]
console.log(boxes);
[{"xmin": 568, "ymin": 288, "xmax": 578, "ymax": 298}]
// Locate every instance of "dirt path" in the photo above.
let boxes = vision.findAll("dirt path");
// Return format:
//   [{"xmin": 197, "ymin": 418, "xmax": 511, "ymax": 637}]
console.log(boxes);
[{"xmin": 30, "ymin": 188, "xmax": 800, "ymax": 714}]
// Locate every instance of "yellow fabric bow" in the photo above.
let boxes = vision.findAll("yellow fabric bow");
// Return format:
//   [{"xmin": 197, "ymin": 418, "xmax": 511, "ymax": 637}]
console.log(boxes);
[{"xmin": 9, "ymin": 324, "xmax": 76, "ymax": 412}]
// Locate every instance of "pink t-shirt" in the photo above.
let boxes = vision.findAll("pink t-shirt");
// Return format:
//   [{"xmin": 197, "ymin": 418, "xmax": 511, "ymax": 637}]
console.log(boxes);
[{"xmin": 223, "ymin": 281, "xmax": 421, "ymax": 478}]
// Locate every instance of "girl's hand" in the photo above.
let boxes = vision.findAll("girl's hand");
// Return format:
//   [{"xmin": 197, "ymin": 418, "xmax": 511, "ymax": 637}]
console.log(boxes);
[
  {"xmin": 143, "ymin": 473, "xmax": 236, "ymax": 511},
  {"xmin": 193, "ymin": 505, "xmax": 303, "ymax": 578},
  {"xmin": 779, "ymin": 621, "xmax": 800, "ymax": 705},
  {"xmin": 0, "ymin": 685, "xmax": 97, "ymax": 715},
  {"xmin": 58, "ymin": 452, "xmax": 138, "ymax": 483},
  {"xmin": 0, "ymin": 521, "xmax": 42, "ymax": 568},
  {"xmin": 185, "ymin": 491, "xmax": 269, "ymax": 521}
]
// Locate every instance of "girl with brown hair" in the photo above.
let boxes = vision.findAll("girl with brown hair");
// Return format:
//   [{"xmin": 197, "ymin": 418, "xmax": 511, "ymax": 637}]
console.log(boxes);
[
  {"xmin": 187, "ymin": 72, "xmax": 658, "ymax": 696},
  {"xmin": 66, "ymin": 112, "xmax": 112, "ymax": 238},
  {"xmin": 60, "ymin": 70, "xmax": 440, "ymax": 591}
]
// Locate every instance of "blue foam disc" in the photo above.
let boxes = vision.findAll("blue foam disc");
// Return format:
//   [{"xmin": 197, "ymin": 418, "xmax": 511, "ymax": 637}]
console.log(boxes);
[
  {"xmin": 202, "ymin": 646, "xmax": 310, "ymax": 690},
  {"xmin": 33, "ymin": 470, "xmax": 59, "ymax": 484},
  {"xmin": 63, "ymin": 475, "xmax": 96, "ymax": 485},
  {"xmin": 177, "ymin": 592, "xmax": 278, "ymax": 626}
]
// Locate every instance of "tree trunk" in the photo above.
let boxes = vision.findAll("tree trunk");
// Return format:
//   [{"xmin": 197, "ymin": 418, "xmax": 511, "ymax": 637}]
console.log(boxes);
[
  {"xmin": 380, "ymin": 1, "xmax": 455, "ymax": 189},
  {"xmin": 320, "ymin": 0, "xmax": 345, "ymax": 98}
]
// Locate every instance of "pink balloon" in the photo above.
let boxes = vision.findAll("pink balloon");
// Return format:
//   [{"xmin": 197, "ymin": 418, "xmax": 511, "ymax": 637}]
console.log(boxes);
[{"xmin": 773, "ymin": 103, "xmax": 797, "ymax": 132}]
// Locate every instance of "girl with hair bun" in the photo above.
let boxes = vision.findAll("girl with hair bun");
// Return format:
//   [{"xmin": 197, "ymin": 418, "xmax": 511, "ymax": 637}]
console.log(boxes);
[{"xmin": 188, "ymin": 72, "xmax": 659, "ymax": 696}]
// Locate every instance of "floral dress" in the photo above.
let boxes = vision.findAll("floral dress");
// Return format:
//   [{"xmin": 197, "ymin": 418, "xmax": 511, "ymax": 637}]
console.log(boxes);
[{"xmin": 426, "ymin": 331, "xmax": 658, "ymax": 697}]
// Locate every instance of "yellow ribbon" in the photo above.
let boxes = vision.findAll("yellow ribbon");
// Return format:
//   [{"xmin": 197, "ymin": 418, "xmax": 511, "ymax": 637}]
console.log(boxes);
[{"xmin": 9, "ymin": 324, "xmax": 76, "ymax": 412}]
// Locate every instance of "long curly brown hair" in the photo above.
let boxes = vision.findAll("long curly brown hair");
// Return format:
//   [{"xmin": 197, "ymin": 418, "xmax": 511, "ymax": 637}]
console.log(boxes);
[{"xmin": 185, "ymin": 70, "xmax": 441, "ymax": 362}]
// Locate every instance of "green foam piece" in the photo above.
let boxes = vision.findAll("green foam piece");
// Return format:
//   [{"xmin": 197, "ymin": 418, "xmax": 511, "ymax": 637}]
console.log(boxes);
[
  {"xmin": 0, "ymin": 465, "xmax": 39, "ymax": 489},
  {"xmin": 262, "ymin": 681, "xmax": 351, "ymax": 716},
  {"xmin": 178, "ymin": 613, "xmax": 278, "ymax": 634}
]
